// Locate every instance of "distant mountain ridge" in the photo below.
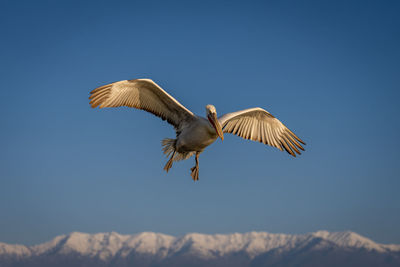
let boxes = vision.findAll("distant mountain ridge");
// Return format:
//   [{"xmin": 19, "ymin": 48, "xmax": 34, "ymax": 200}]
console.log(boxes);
[{"xmin": 1, "ymin": 231, "xmax": 400, "ymax": 267}]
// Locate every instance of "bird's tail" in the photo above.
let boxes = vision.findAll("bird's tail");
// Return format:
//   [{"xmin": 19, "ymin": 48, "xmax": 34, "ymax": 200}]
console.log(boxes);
[
  {"xmin": 162, "ymin": 138, "xmax": 176, "ymax": 157},
  {"xmin": 161, "ymin": 138, "xmax": 194, "ymax": 162}
]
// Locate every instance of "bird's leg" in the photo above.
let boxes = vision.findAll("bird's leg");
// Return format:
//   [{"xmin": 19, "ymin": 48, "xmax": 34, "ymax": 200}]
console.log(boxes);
[
  {"xmin": 163, "ymin": 151, "xmax": 176, "ymax": 173},
  {"xmin": 190, "ymin": 152, "xmax": 200, "ymax": 181}
]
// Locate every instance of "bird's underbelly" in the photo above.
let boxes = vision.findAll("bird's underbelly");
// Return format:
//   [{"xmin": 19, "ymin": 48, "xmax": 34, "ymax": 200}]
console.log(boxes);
[{"xmin": 176, "ymin": 128, "xmax": 218, "ymax": 153}]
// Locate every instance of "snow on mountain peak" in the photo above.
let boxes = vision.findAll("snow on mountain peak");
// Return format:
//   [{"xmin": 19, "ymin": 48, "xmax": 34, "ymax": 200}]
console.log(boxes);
[
  {"xmin": 125, "ymin": 232, "xmax": 174, "ymax": 256},
  {"xmin": 1, "ymin": 230, "xmax": 399, "ymax": 262},
  {"xmin": 311, "ymin": 230, "xmax": 391, "ymax": 252},
  {"xmin": 0, "ymin": 242, "xmax": 31, "ymax": 257}
]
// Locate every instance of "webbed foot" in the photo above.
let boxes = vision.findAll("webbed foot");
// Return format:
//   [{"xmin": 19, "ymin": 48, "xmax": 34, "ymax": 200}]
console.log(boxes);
[
  {"xmin": 163, "ymin": 151, "xmax": 175, "ymax": 173},
  {"xmin": 190, "ymin": 166, "xmax": 199, "ymax": 181}
]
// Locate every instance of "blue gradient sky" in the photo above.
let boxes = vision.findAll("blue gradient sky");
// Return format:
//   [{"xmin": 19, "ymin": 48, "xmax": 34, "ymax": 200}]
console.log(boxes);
[{"xmin": 1, "ymin": 0, "xmax": 399, "ymax": 245}]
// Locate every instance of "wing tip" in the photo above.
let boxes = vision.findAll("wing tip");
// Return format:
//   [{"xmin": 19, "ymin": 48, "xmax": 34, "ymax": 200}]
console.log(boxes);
[{"xmin": 90, "ymin": 102, "xmax": 99, "ymax": 109}]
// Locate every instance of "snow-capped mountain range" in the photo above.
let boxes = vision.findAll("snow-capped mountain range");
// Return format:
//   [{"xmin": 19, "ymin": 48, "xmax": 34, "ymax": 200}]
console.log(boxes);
[{"xmin": 1, "ymin": 231, "xmax": 399, "ymax": 267}]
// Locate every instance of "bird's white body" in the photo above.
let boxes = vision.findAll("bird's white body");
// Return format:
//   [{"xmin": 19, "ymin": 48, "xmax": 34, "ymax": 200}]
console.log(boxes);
[
  {"xmin": 176, "ymin": 117, "xmax": 218, "ymax": 153},
  {"xmin": 89, "ymin": 79, "xmax": 305, "ymax": 181}
]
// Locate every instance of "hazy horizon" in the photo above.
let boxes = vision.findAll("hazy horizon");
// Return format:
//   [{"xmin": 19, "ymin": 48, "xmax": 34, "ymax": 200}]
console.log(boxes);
[
  {"xmin": 2, "ymin": 229, "xmax": 399, "ymax": 247},
  {"xmin": 2, "ymin": 230, "xmax": 400, "ymax": 267}
]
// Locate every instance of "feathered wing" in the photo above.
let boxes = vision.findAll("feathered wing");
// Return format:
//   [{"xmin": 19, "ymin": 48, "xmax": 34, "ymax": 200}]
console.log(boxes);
[
  {"xmin": 218, "ymin": 107, "xmax": 305, "ymax": 157},
  {"xmin": 89, "ymin": 79, "xmax": 195, "ymax": 130}
]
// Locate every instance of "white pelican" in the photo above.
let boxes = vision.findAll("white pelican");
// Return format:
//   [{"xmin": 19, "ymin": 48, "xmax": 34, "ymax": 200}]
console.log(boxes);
[{"xmin": 89, "ymin": 79, "xmax": 305, "ymax": 181}]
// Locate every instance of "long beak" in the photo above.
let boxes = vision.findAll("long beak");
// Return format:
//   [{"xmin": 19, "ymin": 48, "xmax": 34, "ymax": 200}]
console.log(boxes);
[{"xmin": 210, "ymin": 113, "xmax": 224, "ymax": 141}]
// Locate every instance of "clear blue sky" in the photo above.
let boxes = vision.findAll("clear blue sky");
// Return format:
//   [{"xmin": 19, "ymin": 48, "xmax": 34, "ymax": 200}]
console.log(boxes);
[{"xmin": 1, "ymin": 0, "xmax": 399, "ymax": 246}]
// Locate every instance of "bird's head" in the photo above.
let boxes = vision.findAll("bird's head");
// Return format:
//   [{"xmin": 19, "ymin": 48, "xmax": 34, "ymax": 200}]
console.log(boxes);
[{"xmin": 206, "ymin": 105, "xmax": 224, "ymax": 141}]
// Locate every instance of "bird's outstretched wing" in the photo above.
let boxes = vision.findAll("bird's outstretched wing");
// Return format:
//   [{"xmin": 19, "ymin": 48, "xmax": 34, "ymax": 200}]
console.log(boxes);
[
  {"xmin": 218, "ymin": 107, "xmax": 305, "ymax": 157},
  {"xmin": 89, "ymin": 79, "xmax": 195, "ymax": 130}
]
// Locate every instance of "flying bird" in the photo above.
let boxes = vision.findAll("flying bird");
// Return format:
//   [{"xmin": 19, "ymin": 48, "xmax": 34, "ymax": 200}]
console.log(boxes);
[{"xmin": 89, "ymin": 79, "xmax": 305, "ymax": 181}]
